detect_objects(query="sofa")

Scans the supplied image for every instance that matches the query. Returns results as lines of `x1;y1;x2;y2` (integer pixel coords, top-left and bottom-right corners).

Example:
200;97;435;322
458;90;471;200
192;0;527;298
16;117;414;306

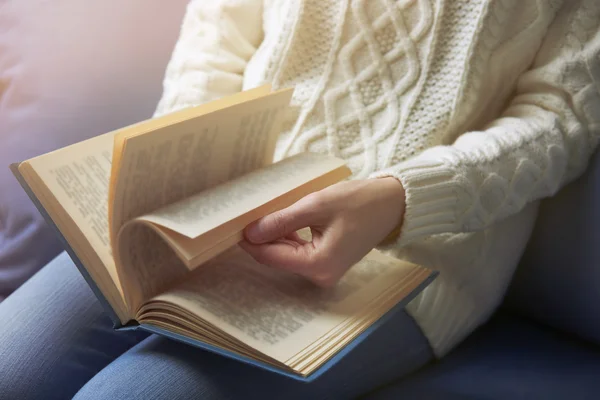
1;1;599;398
365;147;600;399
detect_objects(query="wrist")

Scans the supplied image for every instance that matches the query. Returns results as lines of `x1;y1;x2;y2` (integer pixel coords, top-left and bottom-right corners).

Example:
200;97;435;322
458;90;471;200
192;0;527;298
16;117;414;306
379;176;405;199
374;177;406;244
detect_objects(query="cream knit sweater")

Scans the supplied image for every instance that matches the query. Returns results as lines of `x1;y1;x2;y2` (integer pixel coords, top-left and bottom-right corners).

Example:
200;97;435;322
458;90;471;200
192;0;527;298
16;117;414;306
154;0;600;356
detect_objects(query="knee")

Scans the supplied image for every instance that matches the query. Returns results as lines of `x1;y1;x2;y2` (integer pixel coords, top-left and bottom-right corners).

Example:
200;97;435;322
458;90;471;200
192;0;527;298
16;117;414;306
73;338;223;400
0;253;105;400
0;321;60;400
0;203;63;298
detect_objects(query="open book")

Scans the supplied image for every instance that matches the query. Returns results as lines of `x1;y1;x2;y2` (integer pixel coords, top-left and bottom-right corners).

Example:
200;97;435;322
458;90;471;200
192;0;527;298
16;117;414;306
10;85;436;381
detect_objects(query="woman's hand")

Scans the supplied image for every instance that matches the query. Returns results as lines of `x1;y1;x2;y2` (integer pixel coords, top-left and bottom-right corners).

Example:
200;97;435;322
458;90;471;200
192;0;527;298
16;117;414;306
240;177;405;287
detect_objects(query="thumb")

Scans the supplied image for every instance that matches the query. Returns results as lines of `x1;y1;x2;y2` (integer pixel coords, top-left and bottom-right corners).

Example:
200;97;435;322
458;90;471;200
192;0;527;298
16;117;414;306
245;199;321;244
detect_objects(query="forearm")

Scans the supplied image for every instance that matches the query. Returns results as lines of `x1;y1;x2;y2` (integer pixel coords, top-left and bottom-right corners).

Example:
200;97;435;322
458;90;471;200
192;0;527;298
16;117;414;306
373;0;600;247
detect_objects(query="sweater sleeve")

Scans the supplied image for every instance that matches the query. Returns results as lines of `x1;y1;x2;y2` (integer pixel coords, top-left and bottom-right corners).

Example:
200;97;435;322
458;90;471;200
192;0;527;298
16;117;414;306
371;0;600;248
153;0;264;118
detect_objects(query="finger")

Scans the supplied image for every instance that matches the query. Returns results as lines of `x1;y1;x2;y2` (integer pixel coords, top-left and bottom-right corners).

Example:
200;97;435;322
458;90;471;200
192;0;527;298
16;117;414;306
285;231;309;245
244;196;325;244
239;240;317;274
240;240;344;288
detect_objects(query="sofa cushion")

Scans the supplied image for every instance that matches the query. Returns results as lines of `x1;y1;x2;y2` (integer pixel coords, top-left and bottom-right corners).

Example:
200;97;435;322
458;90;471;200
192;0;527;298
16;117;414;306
504;149;600;344
366;312;600;400
0;0;187;299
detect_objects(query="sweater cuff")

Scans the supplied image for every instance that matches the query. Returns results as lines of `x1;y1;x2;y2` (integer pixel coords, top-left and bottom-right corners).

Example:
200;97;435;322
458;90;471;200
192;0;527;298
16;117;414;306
370;155;468;247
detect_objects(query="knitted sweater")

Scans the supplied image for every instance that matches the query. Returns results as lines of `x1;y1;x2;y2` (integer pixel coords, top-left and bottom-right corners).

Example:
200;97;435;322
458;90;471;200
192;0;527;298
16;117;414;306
154;0;600;356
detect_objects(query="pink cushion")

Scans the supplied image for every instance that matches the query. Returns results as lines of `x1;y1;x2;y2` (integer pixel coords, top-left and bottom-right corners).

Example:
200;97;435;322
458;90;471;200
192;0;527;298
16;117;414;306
0;0;188;298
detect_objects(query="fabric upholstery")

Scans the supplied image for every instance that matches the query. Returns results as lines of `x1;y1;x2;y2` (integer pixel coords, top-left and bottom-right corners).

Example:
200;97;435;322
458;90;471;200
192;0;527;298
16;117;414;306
505;149;600;344
366;313;600;400
0;0;187;299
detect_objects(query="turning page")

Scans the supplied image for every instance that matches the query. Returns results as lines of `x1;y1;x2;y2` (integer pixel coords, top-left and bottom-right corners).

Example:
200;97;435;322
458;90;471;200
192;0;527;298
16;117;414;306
109;87;293;242
110;88;296;310
133;153;351;267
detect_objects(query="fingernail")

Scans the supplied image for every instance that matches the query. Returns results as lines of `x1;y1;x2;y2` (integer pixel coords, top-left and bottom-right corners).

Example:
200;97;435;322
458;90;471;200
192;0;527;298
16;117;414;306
245;222;262;243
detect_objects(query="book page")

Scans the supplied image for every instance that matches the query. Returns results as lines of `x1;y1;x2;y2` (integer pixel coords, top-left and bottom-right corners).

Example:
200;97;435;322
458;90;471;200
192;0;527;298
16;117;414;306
108;85;273;214
107;88;294;309
130;153;350;268
22;132;129;321
109;88;294;245
139;153;348;239
110;89;294;297
141;246;433;364
114;153;350;306
116;222;191;312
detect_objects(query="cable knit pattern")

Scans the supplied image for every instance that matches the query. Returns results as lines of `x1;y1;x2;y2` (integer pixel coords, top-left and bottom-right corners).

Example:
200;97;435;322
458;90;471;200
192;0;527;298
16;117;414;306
155;0;600;355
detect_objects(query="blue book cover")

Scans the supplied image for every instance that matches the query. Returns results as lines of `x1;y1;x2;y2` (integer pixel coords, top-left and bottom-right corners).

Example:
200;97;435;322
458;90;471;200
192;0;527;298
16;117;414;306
11;163;437;382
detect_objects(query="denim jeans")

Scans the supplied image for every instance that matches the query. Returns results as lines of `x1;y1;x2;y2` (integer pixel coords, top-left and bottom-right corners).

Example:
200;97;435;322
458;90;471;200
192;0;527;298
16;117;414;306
0;252;433;400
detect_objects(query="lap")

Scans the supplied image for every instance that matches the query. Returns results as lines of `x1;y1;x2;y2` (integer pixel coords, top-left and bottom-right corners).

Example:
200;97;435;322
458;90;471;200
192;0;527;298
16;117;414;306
0;252;148;400
74;309;432;399
0;252;433;400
